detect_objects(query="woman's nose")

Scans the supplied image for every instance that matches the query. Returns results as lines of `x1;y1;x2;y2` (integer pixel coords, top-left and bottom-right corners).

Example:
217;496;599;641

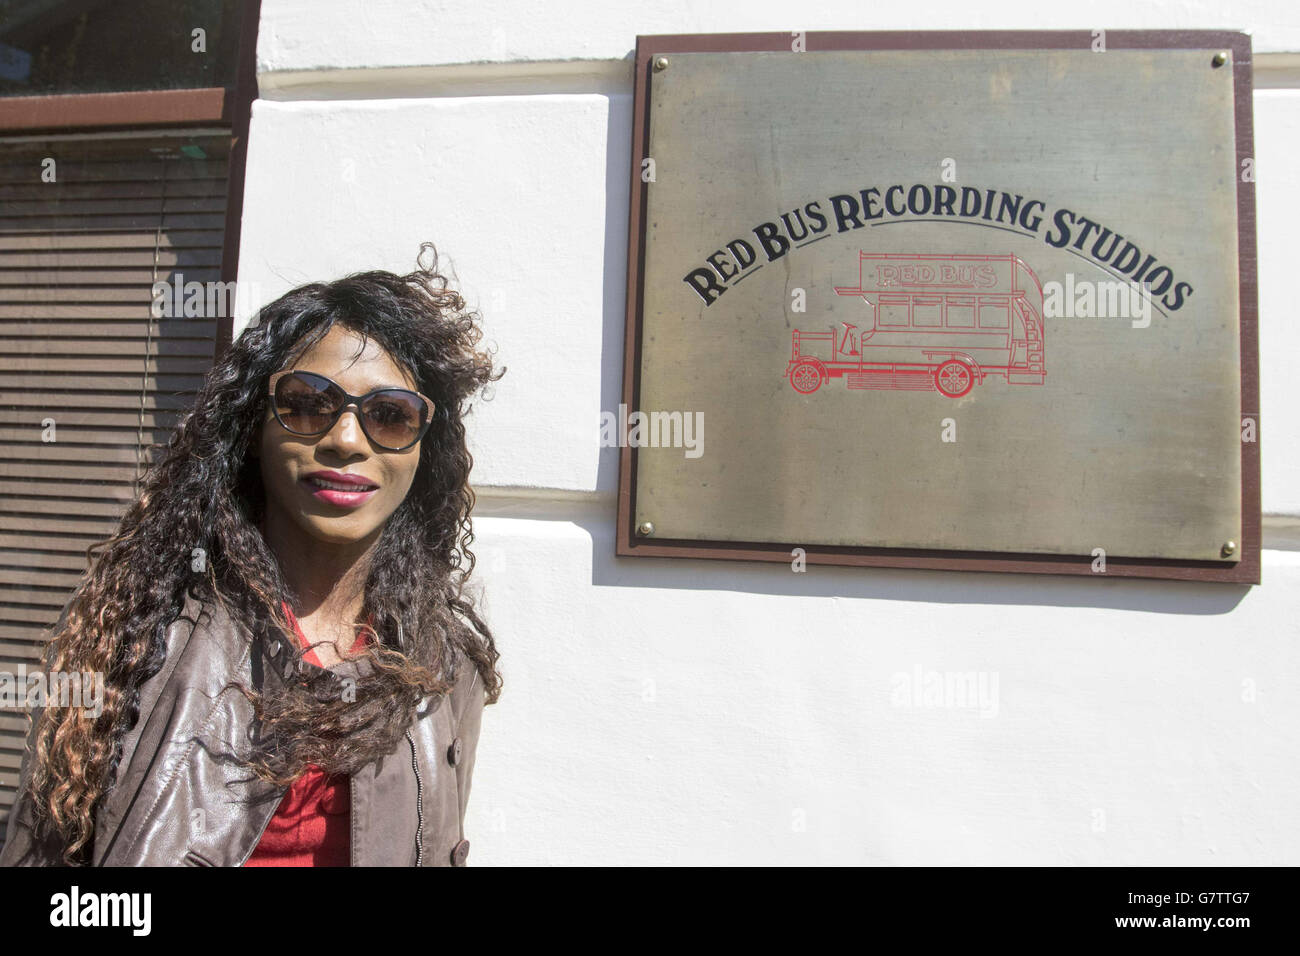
322;403;368;452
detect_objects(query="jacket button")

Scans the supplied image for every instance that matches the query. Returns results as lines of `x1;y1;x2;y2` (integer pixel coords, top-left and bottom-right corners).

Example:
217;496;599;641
447;737;463;766
450;838;470;866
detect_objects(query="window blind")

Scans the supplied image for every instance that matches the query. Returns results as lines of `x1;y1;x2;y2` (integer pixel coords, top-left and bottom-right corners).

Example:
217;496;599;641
0;130;231;822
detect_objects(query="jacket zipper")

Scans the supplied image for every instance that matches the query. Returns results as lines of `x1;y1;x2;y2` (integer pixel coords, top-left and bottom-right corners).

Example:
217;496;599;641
406;727;424;867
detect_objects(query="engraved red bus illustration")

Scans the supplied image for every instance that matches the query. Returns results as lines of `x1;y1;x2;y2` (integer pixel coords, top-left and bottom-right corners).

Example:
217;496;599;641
786;253;1046;397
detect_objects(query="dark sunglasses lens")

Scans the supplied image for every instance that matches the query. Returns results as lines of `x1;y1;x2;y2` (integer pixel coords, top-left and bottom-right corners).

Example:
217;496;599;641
275;372;343;435
361;391;427;449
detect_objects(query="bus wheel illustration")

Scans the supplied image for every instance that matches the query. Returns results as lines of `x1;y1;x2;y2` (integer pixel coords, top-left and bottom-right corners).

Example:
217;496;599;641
789;360;826;394
934;360;974;398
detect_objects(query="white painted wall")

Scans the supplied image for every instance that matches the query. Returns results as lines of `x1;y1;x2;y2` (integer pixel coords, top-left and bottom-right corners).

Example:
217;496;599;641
236;1;1300;864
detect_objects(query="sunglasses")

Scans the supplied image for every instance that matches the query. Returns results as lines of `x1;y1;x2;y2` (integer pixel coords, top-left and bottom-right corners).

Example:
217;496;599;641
267;370;435;452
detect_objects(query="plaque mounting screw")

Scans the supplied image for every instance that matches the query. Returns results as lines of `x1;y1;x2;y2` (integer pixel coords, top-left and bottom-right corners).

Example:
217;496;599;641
637;521;655;537
1211;51;1228;68
1221;540;1237;557
653;56;669;72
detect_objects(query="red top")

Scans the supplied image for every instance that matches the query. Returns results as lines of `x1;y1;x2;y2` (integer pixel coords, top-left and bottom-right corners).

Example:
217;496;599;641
243;603;372;867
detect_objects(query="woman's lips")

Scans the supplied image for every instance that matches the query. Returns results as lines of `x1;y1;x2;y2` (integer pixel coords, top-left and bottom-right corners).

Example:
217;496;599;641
301;474;379;508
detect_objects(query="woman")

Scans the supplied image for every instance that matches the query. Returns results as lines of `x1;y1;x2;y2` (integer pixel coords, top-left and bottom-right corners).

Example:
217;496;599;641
0;244;502;866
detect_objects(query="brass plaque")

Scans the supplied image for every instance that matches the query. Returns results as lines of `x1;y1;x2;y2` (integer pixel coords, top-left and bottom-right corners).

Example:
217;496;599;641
630;41;1248;566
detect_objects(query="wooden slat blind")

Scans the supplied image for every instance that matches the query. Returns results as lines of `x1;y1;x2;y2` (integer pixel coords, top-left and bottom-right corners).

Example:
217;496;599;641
0;130;231;820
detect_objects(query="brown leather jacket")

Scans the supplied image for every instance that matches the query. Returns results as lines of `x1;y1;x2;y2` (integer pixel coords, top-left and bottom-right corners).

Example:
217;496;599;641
0;587;486;867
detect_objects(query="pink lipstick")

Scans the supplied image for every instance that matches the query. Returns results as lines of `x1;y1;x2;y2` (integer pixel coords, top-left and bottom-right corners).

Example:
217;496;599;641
301;470;380;508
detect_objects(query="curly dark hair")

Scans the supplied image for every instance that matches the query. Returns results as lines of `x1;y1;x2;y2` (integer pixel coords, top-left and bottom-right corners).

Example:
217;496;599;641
23;242;504;864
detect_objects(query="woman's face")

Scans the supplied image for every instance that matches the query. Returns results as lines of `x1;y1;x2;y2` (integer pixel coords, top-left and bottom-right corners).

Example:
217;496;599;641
257;325;423;548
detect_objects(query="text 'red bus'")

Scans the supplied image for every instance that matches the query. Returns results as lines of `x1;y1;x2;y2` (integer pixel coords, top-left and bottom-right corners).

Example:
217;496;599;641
786;253;1046;397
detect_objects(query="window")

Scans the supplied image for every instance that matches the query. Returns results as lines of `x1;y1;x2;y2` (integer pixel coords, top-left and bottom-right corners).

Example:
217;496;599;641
0;0;242;99
913;296;942;327
0;130;235;821
0;0;256;826
946;295;975;327
878;294;909;327
978;297;1010;328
